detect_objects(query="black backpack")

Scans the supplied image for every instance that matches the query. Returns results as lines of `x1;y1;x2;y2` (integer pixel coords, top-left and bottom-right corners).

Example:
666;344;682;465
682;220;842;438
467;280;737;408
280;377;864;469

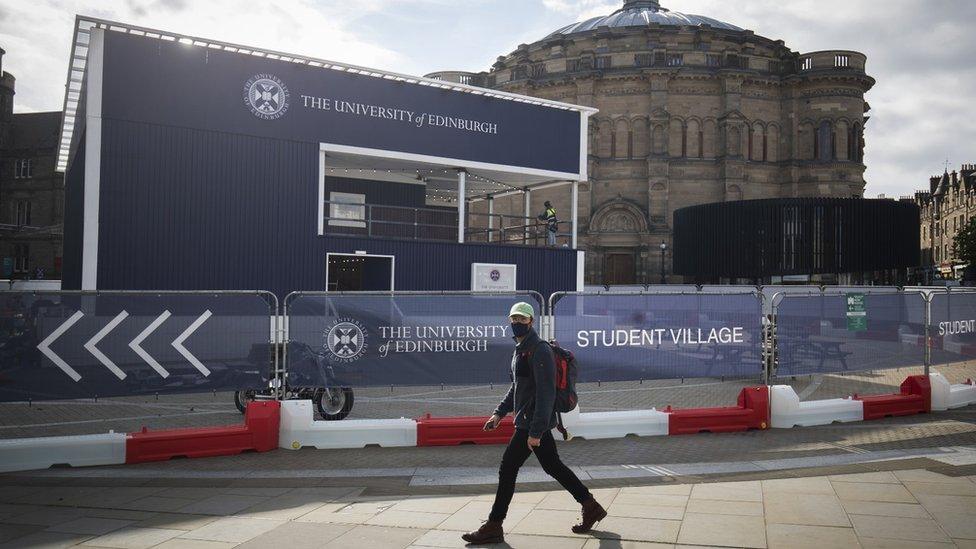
525;341;579;439
550;343;579;413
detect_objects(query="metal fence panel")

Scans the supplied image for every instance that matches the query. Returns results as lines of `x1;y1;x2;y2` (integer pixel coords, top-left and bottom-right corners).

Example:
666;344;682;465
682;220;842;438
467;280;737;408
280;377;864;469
772;292;926;378
550;292;764;382
930;290;976;383
282;292;544;388
0;291;276;403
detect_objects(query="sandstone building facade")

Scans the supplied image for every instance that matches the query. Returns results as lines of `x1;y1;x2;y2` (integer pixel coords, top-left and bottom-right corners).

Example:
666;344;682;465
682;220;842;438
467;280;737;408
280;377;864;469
0;46;64;279
430;0;875;284
916;165;976;280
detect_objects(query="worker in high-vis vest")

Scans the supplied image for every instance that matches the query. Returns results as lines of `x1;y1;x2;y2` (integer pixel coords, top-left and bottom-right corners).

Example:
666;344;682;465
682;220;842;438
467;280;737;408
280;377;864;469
538;201;558;246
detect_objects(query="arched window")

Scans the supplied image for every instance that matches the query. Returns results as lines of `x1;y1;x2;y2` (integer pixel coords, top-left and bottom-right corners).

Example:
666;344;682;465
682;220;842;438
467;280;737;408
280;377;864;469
610;132;617;159
762;129;768;162
628;130;634;159
746;124;755;160
687;120;700;159
817;121;833;162
849;122;863;162
681;124;688;157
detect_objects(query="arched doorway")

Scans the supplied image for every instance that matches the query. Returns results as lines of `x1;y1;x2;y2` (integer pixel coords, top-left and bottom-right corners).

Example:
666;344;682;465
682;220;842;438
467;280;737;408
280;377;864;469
588;198;651;285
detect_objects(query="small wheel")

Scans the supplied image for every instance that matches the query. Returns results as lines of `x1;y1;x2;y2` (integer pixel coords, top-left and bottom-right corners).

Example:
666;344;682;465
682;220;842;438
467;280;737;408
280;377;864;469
234;389;257;414
314;387;354;421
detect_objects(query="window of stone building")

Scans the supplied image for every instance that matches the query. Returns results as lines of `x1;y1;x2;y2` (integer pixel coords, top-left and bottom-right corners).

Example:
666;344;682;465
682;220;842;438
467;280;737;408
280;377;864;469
698;129;704;158
635;53;654;67
762;131;768;162
610;133;617;159
595;56;611;70
848;123;864;162
13;243;29;273
706;54;721;67
800;57;813;71
627;131;634;159
667;54;683;67
681;125;688;157
530;63;546;78
15;201;31;226
748;129;753;161
816;121;833;162
835;54;850;68
14;159;33;179
654;51;666;66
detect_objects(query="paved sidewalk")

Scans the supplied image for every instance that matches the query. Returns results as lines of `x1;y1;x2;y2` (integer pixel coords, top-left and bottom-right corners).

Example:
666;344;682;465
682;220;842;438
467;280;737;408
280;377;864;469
2;462;976;548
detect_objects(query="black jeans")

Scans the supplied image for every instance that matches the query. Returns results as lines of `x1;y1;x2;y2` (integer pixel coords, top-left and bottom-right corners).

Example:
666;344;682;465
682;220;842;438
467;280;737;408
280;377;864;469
489;429;592;522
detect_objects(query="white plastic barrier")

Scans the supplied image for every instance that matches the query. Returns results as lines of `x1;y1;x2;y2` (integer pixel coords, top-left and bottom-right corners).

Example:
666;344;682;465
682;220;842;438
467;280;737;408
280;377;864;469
930;373;976;411
556;407;669;440
769;385;863;428
0;432;126;473
279;400;417;450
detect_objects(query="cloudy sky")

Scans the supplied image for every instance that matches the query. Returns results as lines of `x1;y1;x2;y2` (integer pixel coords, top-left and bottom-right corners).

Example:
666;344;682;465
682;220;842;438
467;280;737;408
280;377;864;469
1;0;973;197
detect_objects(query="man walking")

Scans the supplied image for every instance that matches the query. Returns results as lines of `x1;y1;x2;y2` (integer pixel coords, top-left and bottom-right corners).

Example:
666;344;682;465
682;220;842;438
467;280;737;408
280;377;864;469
462;302;606;545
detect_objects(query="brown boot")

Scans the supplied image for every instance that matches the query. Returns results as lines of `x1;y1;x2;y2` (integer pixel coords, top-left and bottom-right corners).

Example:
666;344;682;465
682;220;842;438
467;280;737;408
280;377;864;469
572;498;607;534
461;520;504;545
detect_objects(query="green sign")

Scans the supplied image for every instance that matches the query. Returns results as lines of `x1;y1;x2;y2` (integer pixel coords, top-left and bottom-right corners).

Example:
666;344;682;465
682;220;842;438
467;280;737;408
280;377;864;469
846;293;867;332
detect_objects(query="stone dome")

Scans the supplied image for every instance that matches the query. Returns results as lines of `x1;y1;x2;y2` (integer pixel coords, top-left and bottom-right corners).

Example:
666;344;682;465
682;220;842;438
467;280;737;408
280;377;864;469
546;0;743;38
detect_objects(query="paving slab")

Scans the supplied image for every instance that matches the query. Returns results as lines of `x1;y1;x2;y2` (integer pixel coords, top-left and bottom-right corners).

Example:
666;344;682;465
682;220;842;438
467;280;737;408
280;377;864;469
80;526;184;549
849;514;952;544
178;517;285;543
676;512;766;548
765;523;859;549
764;492;850;527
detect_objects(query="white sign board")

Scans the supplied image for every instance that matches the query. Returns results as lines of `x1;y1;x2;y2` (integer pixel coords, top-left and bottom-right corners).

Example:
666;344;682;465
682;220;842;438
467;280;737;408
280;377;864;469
472;263;517;292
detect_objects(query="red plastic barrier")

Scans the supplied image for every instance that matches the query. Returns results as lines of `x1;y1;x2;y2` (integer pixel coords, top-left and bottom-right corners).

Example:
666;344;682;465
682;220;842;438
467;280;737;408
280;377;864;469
667;386;769;435
416;414;515;446
126;401;280;464
856;375;930;421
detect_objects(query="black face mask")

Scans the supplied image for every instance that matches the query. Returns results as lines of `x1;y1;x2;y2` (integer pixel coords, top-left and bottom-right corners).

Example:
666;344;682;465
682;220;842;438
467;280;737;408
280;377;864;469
511;322;531;337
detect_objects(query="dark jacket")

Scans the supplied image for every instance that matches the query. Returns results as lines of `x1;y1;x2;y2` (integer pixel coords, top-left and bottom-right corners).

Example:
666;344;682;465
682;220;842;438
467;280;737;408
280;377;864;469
493;327;557;437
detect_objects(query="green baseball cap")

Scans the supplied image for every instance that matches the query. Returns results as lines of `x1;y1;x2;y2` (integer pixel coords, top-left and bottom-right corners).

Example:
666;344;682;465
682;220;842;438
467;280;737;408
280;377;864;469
509;302;535;319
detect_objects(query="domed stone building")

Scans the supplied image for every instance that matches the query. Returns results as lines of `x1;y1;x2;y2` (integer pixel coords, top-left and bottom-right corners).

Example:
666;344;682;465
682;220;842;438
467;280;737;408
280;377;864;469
429;0;874;284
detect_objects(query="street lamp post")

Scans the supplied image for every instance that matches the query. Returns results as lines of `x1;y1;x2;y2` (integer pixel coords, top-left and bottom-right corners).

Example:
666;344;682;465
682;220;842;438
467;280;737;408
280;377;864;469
660;241;667;284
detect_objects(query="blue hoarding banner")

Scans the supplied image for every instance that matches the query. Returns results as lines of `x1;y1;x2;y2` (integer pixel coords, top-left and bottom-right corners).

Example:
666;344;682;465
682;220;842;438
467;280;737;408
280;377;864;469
551;293;764;382
0;292;273;402
930;291;976;367
284;293;544;388
99;30;583;176
773;292;926;377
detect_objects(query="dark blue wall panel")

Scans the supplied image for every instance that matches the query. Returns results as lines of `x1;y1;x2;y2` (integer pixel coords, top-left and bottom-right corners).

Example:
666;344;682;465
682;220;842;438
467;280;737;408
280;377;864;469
97;119;320;297
100;29;582;176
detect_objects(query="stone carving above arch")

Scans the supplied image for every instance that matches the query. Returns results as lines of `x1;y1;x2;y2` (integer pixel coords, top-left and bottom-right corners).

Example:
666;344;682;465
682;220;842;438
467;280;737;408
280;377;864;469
589;198;650;234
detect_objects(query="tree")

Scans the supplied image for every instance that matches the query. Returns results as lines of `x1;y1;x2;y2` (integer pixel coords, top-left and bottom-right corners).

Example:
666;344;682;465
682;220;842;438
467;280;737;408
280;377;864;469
953;217;976;266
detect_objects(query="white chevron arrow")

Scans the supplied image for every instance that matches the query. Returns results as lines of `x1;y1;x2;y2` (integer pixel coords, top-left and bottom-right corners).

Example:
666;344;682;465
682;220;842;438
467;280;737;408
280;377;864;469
84;311;129;380
37;310;85;382
129;311;171;379
172;310;212;377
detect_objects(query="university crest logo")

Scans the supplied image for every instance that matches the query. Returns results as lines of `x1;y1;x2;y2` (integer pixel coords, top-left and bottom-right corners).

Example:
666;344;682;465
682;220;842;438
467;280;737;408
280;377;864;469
323;318;368;363
243;74;290;120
